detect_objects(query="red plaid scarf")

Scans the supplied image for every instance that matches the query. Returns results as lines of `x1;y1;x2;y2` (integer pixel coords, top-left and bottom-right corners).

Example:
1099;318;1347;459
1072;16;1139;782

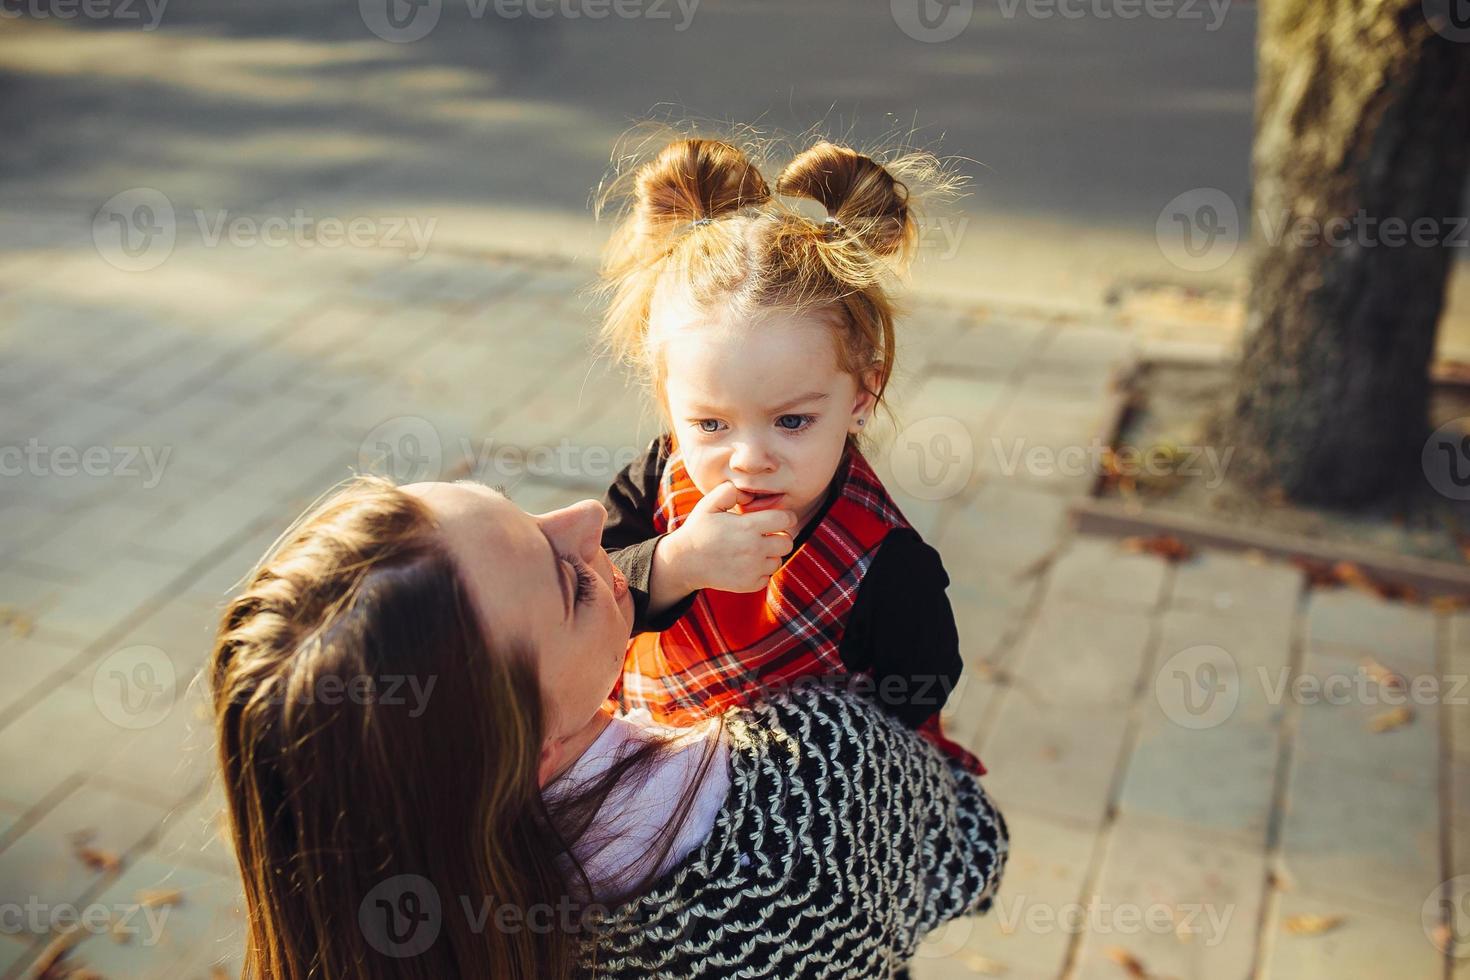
618;439;985;775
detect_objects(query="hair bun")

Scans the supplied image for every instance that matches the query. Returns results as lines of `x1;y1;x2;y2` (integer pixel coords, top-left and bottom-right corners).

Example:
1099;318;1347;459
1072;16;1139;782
633;138;771;233
775;141;912;257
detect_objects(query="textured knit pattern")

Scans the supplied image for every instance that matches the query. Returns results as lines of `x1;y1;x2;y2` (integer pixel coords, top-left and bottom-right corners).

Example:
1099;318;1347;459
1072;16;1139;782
579;684;1009;979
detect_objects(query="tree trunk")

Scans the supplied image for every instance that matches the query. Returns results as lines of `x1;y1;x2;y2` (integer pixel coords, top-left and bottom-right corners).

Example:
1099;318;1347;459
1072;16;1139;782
1228;0;1470;506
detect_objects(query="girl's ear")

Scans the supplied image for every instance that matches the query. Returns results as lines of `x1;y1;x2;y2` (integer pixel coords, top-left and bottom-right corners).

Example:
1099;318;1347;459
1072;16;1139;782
849;370;880;433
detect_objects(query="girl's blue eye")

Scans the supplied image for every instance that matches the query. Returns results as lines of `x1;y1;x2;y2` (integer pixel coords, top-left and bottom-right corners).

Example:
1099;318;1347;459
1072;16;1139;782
776;414;815;432
563;555;597;605
697;419;724;434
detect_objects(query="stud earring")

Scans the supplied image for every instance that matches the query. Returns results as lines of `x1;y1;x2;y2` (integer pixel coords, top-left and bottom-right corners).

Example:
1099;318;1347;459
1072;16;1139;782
856;418;866;427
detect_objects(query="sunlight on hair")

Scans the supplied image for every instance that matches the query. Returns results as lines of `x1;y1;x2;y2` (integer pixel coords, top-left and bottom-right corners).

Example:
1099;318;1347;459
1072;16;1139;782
591;125;968;435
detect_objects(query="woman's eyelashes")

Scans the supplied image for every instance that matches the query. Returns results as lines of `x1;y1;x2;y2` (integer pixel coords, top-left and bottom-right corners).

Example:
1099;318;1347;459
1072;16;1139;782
562;554;598;606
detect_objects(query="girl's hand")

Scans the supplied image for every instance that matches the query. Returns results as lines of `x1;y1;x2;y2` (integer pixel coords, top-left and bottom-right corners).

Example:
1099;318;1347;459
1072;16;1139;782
660;481;796;594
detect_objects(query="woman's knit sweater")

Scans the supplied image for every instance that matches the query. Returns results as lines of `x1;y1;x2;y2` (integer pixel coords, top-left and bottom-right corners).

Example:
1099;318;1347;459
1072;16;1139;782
578;681;1009;978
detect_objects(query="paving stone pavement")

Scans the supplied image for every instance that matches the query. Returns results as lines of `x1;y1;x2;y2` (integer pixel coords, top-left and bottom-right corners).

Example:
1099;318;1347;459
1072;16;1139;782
0;240;1459;978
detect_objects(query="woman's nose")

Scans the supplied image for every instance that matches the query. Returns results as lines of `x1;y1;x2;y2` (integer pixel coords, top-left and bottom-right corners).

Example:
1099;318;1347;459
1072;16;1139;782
540;499;607;559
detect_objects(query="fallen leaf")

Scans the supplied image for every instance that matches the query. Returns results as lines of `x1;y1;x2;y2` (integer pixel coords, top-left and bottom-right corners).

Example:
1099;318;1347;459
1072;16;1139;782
962;952;1007;975
137;887;185;908
32;931;83;979
1360;658;1405;691
1103;945;1148;977
1291;557;1340;588
1120;534;1193;562
1288;559;1421;603
1333;561;1373;592
1367;706;1414;733
0;605;35;638
74;845;120;873
1284;913;1343;935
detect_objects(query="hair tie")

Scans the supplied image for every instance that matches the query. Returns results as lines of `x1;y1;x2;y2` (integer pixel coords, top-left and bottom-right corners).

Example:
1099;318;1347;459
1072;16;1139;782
690;216;714;228
822;215;844;233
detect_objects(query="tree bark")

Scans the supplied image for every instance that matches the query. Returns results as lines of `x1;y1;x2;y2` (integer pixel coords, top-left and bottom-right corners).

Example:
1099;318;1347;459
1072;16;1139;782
1228;0;1470;506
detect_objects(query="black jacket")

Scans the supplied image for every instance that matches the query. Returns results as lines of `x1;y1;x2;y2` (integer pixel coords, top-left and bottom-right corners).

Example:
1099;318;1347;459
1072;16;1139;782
601;435;965;729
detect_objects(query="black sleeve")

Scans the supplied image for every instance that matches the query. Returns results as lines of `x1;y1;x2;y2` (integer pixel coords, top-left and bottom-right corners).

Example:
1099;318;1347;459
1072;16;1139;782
601;434;698;635
838;528;965;730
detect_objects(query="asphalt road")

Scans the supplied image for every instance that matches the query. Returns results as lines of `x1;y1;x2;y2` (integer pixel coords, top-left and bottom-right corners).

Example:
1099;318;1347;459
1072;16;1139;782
0;0;1261;304
4;0;1468;343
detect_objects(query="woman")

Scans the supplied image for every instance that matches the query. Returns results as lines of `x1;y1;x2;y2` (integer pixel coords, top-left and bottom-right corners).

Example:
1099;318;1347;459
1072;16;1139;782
209;476;1008;979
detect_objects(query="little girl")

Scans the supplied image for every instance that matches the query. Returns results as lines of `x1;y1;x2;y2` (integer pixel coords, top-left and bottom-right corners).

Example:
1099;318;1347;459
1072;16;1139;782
594;135;983;775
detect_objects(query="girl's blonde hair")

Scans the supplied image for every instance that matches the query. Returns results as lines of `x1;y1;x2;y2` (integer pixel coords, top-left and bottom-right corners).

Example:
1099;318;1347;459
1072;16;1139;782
593;129;963;424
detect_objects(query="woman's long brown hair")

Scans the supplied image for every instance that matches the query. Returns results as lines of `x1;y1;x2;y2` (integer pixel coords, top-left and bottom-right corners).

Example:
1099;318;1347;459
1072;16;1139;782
209;476;723;979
